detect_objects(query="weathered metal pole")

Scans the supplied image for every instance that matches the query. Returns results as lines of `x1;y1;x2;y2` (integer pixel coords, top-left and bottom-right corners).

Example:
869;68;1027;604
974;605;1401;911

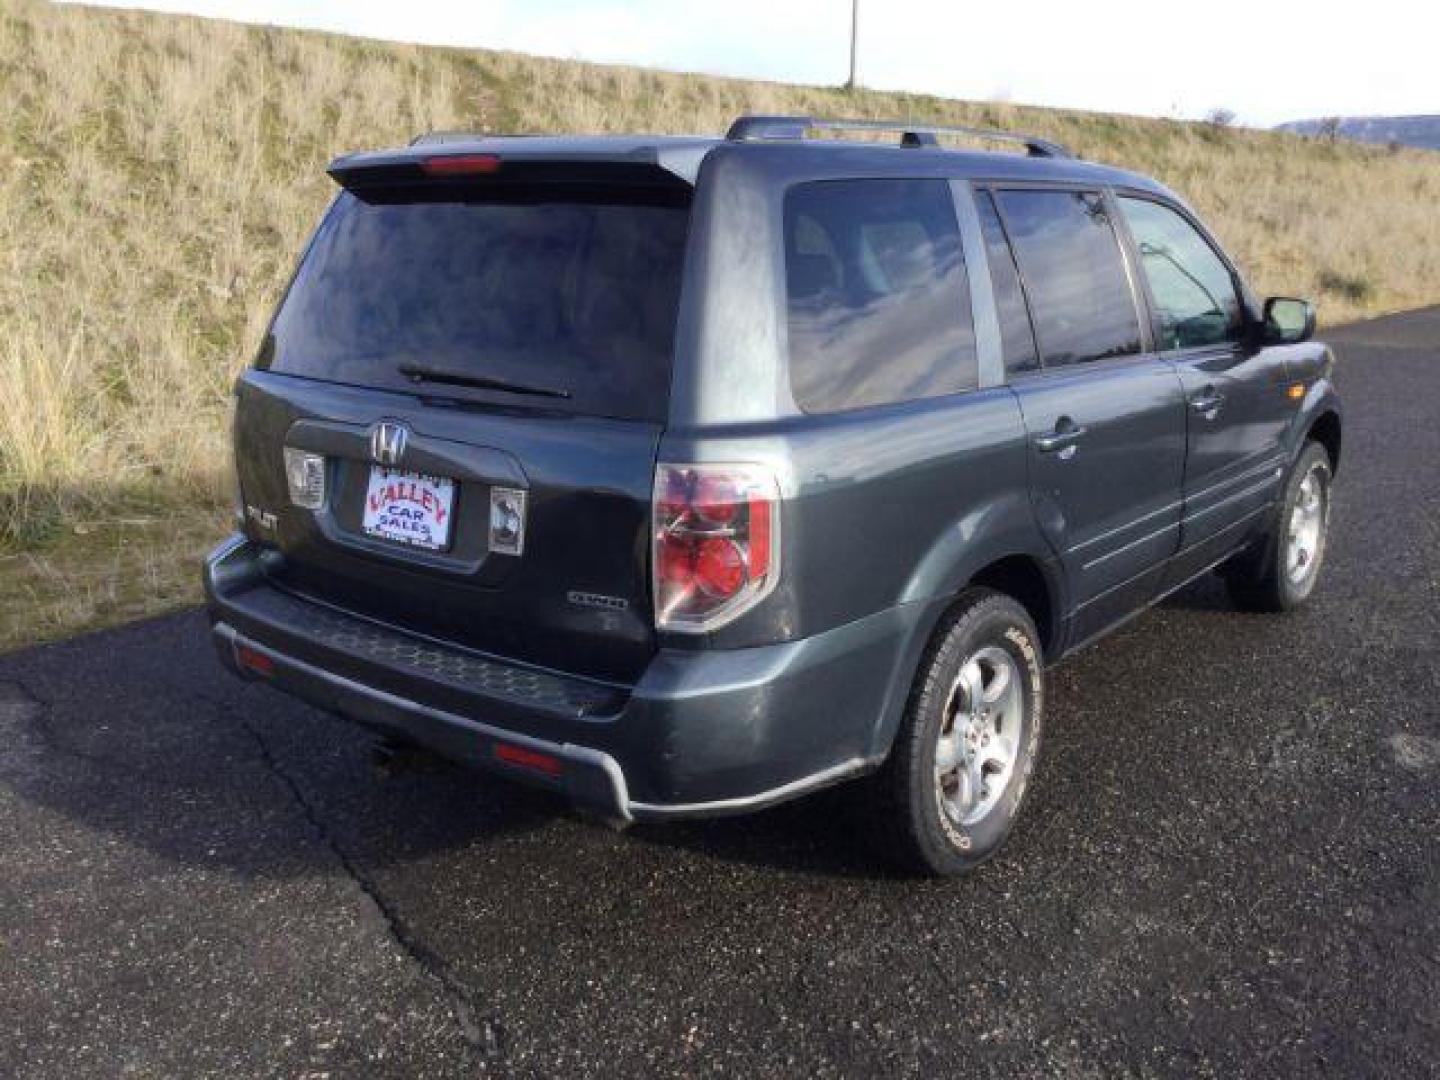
845;0;858;90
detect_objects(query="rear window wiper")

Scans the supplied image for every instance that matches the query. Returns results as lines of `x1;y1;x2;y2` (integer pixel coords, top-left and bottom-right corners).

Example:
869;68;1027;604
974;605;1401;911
397;363;571;400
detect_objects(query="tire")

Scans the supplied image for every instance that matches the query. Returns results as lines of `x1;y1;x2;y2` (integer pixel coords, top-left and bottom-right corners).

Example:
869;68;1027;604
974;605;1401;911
873;588;1044;876
1224;441;1333;612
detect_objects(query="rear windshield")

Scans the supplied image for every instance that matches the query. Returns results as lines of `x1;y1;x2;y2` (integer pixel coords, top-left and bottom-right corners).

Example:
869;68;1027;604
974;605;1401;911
259;185;691;422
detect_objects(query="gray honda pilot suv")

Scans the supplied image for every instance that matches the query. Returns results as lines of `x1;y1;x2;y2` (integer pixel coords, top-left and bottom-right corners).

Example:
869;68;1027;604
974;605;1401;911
205;115;1341;875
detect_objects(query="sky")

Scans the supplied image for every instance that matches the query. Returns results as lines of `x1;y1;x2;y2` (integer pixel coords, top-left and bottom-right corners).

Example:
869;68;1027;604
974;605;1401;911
75;0;1439;127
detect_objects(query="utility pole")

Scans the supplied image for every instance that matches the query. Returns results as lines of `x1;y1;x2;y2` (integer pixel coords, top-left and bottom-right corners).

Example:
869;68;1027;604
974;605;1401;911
845;0;859;90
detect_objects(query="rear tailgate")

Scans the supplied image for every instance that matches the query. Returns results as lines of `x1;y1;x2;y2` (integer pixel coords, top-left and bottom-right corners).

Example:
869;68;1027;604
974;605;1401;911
233;158;692;683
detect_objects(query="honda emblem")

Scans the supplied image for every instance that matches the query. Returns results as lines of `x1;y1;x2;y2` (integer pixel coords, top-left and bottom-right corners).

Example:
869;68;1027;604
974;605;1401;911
369;421;410;467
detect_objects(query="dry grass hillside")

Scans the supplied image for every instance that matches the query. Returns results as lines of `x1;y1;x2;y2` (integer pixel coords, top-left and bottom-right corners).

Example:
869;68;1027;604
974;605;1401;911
3;0;1439;649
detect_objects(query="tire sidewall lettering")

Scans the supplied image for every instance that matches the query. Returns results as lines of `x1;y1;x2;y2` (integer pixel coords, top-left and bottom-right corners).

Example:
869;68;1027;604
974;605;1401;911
933;613;1043;855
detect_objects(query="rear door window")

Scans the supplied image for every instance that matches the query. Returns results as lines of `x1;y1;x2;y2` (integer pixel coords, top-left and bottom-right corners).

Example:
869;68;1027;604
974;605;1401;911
993;189;1142;367
975;190;1040;376
1118;196;1243;350
784;178;977;413
261;186;690;422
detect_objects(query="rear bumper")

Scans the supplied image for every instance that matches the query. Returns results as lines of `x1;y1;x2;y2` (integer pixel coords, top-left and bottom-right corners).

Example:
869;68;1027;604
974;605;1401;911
204;536;914;822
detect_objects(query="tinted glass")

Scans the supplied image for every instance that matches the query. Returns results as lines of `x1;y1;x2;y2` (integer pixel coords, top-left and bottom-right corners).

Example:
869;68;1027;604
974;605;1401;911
262;187;690;422
976;190;1039;375
995;189;1142;367
784;179;977;413
1119;197;1242;350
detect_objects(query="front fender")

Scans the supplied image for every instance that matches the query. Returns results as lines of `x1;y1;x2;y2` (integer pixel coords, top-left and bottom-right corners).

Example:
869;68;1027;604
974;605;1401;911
1286;344;1342;470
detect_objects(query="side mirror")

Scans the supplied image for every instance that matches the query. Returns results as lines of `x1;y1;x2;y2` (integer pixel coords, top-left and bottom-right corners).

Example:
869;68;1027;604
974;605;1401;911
1262;297;1316;345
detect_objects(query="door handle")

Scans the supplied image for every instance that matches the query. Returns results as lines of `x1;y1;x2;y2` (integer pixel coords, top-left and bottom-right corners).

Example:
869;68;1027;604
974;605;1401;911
1035;423;1088;456
1189;390;1225;417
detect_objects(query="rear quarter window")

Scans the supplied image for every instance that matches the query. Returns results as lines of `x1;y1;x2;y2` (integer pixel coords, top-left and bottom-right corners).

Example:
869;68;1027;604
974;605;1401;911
784;178;978;413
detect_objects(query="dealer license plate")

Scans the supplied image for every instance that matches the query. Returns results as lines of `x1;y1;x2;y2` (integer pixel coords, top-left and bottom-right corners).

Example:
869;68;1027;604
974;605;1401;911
361;467;456;551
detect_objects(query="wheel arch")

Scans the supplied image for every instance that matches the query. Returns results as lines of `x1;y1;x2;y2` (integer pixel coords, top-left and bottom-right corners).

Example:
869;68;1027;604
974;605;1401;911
967;554;1061;661
867;547;1065;761
1307;408;1342;476
1290;364;1342;478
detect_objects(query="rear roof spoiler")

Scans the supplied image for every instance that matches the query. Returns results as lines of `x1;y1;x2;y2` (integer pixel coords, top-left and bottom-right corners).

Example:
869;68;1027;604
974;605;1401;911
329;136;711;189
725;114;1073;158
327;155;697;193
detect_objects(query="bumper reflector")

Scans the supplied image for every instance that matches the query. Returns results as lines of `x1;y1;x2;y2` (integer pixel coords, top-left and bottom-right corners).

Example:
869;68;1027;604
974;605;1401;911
494;742;564;778
235;644;274;677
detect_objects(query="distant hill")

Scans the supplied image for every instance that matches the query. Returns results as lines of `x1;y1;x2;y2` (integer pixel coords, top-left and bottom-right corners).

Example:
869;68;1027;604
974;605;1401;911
1276;115;1440;151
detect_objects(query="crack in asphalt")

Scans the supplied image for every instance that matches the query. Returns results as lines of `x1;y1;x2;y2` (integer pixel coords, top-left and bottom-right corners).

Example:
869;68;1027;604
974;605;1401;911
3;672;504;1067
217;697;505;1066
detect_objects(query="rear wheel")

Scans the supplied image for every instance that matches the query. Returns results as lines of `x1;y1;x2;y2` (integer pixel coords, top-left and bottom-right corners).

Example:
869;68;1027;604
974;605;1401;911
874;589;1044;876
1225;441;1333;612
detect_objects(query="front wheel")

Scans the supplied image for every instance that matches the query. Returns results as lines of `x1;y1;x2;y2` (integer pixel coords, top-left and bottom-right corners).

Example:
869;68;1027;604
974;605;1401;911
873;588;1044;876
1224;441;1333;612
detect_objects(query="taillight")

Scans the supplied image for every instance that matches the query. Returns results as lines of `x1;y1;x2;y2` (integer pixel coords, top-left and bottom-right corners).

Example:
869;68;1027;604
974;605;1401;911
652;464;781;632
282;447;326;510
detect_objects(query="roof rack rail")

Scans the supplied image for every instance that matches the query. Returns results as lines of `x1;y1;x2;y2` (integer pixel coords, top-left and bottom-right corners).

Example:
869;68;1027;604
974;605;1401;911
724;114;1073;159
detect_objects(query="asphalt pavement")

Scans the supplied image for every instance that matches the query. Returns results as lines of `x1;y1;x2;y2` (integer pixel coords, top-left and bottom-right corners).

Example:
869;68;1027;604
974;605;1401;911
2;309;1437;1078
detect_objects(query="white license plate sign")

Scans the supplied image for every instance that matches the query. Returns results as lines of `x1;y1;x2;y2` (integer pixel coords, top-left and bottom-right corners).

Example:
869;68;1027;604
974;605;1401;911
362;467;456;551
